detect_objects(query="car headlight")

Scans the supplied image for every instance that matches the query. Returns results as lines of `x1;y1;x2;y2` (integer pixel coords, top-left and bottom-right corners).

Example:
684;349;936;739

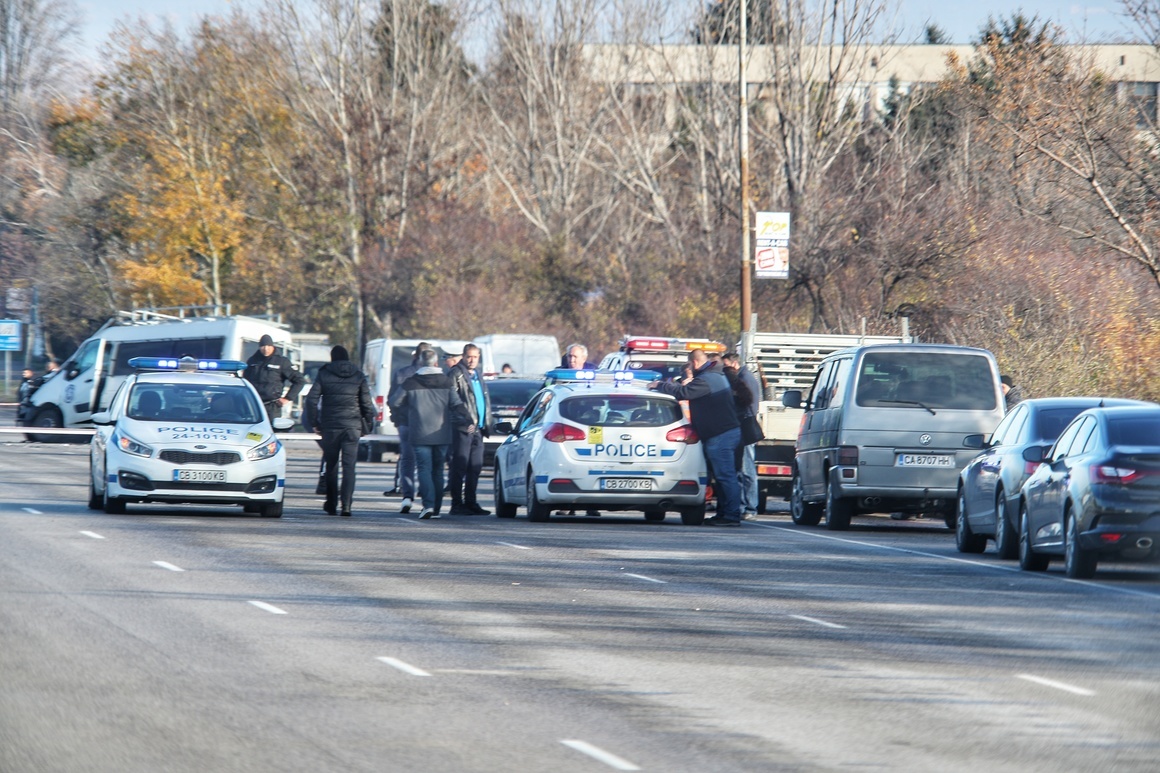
247;437;283;461
113;429;153;458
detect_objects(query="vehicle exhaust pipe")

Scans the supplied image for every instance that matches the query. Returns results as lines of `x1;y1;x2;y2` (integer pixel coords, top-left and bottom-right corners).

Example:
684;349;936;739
862;496;881;507
1136;537;1153;550
657;499;673;510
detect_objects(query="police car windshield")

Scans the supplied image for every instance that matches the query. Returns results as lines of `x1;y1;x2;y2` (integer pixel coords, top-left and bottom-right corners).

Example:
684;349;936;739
626;360;688;380
559;395;681;427
128;384;264;424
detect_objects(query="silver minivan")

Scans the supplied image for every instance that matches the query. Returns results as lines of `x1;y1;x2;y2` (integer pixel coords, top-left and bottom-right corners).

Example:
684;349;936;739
782;344;1005;530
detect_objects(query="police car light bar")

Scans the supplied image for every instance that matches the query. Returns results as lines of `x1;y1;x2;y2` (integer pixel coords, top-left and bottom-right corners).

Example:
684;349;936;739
622;336;727;354
545;368;661;383
128;356;248;373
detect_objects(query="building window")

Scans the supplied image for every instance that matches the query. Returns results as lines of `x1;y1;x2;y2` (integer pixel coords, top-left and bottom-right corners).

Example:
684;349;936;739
1131;82;1157;128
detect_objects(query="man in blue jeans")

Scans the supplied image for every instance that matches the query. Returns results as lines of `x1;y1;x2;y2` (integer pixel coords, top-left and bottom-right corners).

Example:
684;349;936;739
650;348;742;526
389;349;469;519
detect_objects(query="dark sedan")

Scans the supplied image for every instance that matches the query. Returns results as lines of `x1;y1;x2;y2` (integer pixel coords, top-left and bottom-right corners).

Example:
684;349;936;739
484;376;545;463
1017;404;1160;578
955;397;1148;558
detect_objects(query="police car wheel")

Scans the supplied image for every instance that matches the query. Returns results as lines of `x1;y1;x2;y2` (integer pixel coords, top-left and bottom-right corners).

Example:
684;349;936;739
103;488;127;515
643;510;666;522
259;501;283;518
87;476;103;511
494;465;517;518
526;472;551;522
679;505;706;525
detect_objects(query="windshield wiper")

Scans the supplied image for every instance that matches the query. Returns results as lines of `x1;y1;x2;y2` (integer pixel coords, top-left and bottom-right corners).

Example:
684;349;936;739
877;399;936;416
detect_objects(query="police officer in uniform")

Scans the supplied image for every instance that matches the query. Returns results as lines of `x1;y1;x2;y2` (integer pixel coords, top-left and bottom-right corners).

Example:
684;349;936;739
244;334;305;424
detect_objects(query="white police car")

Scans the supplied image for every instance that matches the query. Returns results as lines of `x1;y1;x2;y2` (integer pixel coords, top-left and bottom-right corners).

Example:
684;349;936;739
492;369;708;524
87;357;292;517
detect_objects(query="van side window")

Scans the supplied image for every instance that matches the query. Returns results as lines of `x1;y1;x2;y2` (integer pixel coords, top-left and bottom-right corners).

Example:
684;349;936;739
67;339;101;375
827;357;852;408
807;361;834;410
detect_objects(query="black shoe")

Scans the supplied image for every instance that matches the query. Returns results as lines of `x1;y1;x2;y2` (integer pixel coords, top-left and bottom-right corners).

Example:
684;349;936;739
467;503;491;515
323;502;337;516
340;511;352;517
449;503;470;515
703;516;740;527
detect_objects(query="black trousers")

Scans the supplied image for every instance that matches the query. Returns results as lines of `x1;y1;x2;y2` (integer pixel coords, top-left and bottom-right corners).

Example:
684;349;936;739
321;427;360;512
448;429;484;506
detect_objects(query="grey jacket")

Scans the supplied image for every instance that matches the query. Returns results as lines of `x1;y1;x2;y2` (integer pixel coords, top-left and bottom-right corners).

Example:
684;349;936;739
388;367;469;445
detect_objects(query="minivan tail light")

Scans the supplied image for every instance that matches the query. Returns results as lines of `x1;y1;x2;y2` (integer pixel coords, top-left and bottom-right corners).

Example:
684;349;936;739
666;426;700;444
543;422;587;443
837;446;859;466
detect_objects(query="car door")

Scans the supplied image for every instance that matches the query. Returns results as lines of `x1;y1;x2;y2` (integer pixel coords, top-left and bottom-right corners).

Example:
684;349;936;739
509;390;554;504
58;338;104;426
1042;416;1097;537
968;404;1025;528
1028;417;1091;548
797;359;836;499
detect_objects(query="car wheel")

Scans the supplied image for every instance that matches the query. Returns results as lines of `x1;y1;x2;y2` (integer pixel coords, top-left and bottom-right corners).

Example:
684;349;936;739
259;501;283;518
790;472;823;526
103;486;126;515
526;472;550;522
494;464;517;518
757;491;768;514
994;493;1018;560
1018;503;1049;572
88;474;103;511
643;510;666;522
28;405;64;443
824;476;852;531
369;442;384;464
1064;509;1097;579
679;504;706;525
955;489;986;553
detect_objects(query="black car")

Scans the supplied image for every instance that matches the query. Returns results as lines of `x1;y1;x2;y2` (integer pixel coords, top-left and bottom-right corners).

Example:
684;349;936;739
483;376;545;463
1017;404;1160;578
955;397;1148;558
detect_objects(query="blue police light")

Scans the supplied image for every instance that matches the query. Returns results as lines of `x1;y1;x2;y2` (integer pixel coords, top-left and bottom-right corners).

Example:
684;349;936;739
129;356;247;373
545;368;660;384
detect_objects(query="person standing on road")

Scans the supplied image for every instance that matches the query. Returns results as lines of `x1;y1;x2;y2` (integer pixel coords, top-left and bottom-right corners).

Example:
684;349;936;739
17;368;36;423
305;346;376;517
723;351;762;520
390;349;469;519
244;334;305;424
384;342;433;513
448;344;493;515
650;348;742;526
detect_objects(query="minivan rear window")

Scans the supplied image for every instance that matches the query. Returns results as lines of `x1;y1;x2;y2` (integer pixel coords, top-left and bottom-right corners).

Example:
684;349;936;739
559;395;682;427
855;352;997;410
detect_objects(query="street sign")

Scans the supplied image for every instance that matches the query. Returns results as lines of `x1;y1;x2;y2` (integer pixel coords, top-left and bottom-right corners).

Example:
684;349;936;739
0;319;22;351
754;212;790;279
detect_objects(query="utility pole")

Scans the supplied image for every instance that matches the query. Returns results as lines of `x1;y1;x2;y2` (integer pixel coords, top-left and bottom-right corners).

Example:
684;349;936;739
739;0;752;336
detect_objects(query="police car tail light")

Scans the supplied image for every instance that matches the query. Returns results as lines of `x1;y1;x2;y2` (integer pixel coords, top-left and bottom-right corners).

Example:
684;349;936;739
247;437;283;461
666;426;700;444
543;423;586;443
113;430;153;458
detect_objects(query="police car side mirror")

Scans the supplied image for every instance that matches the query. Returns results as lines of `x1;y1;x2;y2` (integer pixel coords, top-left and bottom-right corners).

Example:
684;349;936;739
494;421;515;435
781;390;803;409
272;418;295;431
91;412;113;426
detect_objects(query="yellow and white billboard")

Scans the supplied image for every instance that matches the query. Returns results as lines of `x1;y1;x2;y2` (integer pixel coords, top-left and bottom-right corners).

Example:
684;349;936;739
754;212;790;279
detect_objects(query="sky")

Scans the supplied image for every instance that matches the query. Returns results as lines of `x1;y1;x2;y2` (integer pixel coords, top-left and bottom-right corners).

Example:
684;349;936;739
75;0;1144;59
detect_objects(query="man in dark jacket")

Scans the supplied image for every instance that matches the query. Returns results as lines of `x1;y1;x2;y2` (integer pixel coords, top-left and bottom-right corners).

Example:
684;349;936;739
650;348;742;526
383;342;432;511
305;346;376;517
448;343;493;515
389;349;469;519
245;334;305;424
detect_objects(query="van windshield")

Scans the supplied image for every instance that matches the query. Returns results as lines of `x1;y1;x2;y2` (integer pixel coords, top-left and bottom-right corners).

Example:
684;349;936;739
855;352;997;410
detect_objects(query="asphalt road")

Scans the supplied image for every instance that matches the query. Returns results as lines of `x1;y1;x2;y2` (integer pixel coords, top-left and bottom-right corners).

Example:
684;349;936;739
2;435;1158;772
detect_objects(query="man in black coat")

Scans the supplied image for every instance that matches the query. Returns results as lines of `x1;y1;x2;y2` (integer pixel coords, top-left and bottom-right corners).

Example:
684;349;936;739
305;346;376;517
244;334;305;424
448;343;493;515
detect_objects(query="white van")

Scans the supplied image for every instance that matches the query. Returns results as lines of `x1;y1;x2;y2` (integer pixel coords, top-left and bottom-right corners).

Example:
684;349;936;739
362;337;469;461
474;333;560;376
23;311;294;435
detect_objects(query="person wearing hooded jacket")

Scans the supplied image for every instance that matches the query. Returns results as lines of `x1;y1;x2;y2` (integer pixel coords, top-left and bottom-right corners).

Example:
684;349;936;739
245;333;305;424
305;346;376;517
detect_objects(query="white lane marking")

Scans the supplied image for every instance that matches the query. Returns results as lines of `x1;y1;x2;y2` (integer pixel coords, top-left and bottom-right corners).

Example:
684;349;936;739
376;657;431;677
248;600;287;615
80;531;105;540
561;740;641;771
23;507;42;514
624;572;667;584
751;522;1160;601
789;614;848;629
153;561;185;572
1017;673;1095;696
497;541;533;550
